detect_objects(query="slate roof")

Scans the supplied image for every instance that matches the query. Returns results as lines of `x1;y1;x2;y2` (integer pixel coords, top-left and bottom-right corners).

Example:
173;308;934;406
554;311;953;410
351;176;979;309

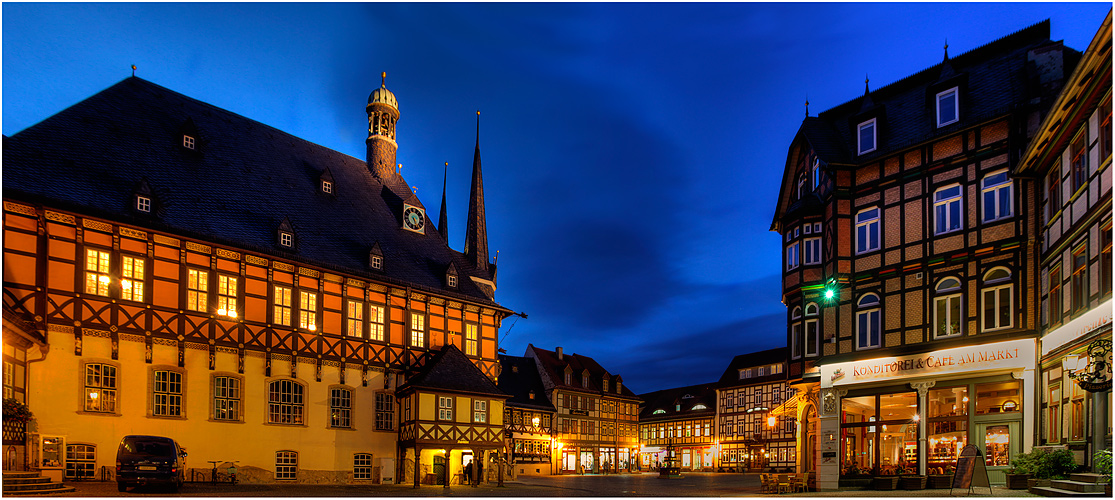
716;347;788;387
637;382;718;422
771;20;1080;230
2;77;505;309
497;354;556;412
526;345;641;400
397;344;508;397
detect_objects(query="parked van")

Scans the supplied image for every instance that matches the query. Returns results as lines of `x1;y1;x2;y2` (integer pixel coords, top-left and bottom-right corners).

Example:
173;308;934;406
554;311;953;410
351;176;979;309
116;435;186;492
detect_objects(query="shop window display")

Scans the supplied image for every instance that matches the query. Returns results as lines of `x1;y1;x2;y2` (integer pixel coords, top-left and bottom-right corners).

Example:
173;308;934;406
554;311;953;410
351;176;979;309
984;425;1011;467
927;386;968;474
840;392;918;476
975;381;1020;414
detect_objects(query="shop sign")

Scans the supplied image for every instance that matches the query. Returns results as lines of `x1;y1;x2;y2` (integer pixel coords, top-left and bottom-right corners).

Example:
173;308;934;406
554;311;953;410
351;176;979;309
1068;339;1112;393
820;338;1035;388
569;409;589;416
1041;299;1112;357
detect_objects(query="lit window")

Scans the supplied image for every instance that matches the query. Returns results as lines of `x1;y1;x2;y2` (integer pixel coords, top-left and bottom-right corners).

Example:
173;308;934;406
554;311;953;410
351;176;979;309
786;241;799;270
136;196;151;212
120;255;145;302
353;453;372;480
473;400;488;423
279;232;293;248
186;269;208;312
65;444;96;480
347;301;363;337
856;294;881;349
410;313;425;347
934;185;963;235
217;275;237;318
153;370;182;417
183;135;195;150
1048;264;1063;327
934;277;962;338
1071;242;1088;315
322;180;333;194
275;451;297;480
273;286;292;326
981;171;1013;222
465;323;478;356
855;208;880;254
438;396;453;420
1070;132;1087;193
857;119;876;155
804;236;822;265
213;375;241;421
804;302;819;357
936;87;959;127
375;393;395;431
981;267;1013;332
790;306;802;360
84;248;111;297
299;291;317;330
368;304;385;341
268;380;304;424
330;387;352;428
84;363;117;413
448;274;458;288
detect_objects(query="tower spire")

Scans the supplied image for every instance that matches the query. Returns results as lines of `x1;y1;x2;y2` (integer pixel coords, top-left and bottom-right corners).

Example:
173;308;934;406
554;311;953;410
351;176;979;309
464;110;489;273
438;162;449;241
366;71;400;180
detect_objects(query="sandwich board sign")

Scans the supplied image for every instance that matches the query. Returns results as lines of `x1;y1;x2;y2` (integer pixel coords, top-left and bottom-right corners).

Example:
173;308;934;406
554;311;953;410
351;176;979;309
951;444;991;496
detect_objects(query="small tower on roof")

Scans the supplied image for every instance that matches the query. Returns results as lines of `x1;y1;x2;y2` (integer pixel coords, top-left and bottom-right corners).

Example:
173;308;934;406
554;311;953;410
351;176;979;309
366;72;400;180
438;162;449;241
464;110;489;274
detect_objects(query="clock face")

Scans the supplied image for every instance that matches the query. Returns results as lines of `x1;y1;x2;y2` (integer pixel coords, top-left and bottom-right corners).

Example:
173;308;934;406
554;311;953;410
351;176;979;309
403;206;424;232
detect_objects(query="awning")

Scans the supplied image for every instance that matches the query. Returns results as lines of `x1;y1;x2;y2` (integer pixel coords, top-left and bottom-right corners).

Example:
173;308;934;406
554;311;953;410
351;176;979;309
770;393;799;417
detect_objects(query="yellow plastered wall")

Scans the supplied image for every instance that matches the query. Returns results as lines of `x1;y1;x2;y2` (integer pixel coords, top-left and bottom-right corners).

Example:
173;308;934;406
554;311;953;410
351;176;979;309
456;396;470;423
490;400;503;426
419;393;435;421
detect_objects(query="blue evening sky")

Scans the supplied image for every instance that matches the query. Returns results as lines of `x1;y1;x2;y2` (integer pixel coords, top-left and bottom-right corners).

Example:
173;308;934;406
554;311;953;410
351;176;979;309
3;3;1109;394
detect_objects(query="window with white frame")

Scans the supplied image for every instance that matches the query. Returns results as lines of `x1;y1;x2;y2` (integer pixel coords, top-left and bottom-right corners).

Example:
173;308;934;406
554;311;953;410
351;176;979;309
804;303;819;357
1044;167;1061;225
448;274;458;288
812;159;822;189
368;304;385;341
934;277;963;338
84;363;117;413
856;293;881;349
322;180;333;194
981;267;1013;332
217;275;237;317
268;380;304;425
186;268;208;312
213;375;241;421
1048;264;1063;327
410;313;425;347
183;135;195;150
347;300;363;337
936;87;959;127
857;119;876;155
375;392;395;431
438;396;453;420
1071;242;1088;315
84;248;111;297
981;170;1013;222
273;285;292;326
330;387;352;428
279;231;293;248
65;444;96;479
153;369;183;417
855;208;880;254
473;400;488;423
804;236;822;265
465;323;478;356
275;451;297;480
934;185;963;235
370;254;383;270
136;196;151;212
353;453;372;480
298;290;317;331
120;255;145;302
786;240;800;270
790;306;802;360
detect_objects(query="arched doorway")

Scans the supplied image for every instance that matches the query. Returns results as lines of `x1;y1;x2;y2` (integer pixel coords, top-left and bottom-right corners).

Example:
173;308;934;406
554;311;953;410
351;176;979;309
802;404;817;474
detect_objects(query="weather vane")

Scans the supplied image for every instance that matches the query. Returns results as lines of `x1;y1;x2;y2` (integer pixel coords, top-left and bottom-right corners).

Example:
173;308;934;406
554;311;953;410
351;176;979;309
131;65;137;77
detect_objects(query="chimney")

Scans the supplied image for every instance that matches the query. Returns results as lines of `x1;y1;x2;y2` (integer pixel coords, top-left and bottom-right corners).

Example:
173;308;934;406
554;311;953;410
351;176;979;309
556;347;563;360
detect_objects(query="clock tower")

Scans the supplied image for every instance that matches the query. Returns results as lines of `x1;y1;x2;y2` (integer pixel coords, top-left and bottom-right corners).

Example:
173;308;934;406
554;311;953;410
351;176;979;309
366;72;399;180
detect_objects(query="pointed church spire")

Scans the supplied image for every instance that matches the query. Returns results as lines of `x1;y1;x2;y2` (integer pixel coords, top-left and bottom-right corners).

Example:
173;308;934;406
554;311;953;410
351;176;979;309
438;162;449;241
864;74;870;95
464;110;489;273
943;39;949;61
805;96;810;118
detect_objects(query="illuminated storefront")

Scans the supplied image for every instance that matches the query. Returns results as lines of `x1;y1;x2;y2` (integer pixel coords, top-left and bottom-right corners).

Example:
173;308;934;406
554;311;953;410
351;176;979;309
818;338;1036;485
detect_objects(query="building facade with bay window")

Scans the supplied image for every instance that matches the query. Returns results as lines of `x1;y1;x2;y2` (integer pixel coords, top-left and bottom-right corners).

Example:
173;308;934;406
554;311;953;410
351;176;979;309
771;21;1080;489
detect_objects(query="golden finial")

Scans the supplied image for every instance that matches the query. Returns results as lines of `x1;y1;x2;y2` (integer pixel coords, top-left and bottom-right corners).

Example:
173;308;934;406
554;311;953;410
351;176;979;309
381;72;387;88
131;65;137;77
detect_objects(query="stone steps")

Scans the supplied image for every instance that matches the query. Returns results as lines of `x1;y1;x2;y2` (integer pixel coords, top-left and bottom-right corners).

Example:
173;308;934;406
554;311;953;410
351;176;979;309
1050;479;1105;493
2;472;76;495
1029;486;1108;497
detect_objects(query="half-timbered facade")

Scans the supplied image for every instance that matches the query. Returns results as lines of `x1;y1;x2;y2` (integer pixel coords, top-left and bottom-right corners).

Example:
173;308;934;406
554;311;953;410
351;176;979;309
2;76;513;483
1016;11;1112;469
771;22;1078;489
638;383;717;471
716;348;797;473
497;354;556;476
525;345;641;473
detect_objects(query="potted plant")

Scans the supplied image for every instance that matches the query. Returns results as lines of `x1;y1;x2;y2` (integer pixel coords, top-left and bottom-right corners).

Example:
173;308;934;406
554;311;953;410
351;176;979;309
2;398;33;422
897;464;926;490
927;465;954;489
874;466;899;490
1092;449;1111;496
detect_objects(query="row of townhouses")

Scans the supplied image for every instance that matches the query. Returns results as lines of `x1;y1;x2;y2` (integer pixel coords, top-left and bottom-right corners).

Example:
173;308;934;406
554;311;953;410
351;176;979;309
2;11;1110;492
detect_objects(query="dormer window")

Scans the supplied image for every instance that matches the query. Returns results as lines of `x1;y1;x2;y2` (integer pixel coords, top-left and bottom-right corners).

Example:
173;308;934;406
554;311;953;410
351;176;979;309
277;217;296;249
448;275;457;288
936;87;959;127
279;232;293;248
528;391;535;400
582;374;589;388
564;372;572;385
183;135;195;150
322;180;333;194
603;380;609;392
812;159;822;189
857;119;876;155
136;195;151;213
369;243;384;271
370;255;382;269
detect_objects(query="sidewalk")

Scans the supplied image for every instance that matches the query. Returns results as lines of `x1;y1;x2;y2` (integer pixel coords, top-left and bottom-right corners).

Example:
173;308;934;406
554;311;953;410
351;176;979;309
781;485;1037;497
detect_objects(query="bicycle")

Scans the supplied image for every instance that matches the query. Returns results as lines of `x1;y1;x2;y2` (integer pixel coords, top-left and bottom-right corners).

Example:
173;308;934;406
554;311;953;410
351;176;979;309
208;460;239;484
